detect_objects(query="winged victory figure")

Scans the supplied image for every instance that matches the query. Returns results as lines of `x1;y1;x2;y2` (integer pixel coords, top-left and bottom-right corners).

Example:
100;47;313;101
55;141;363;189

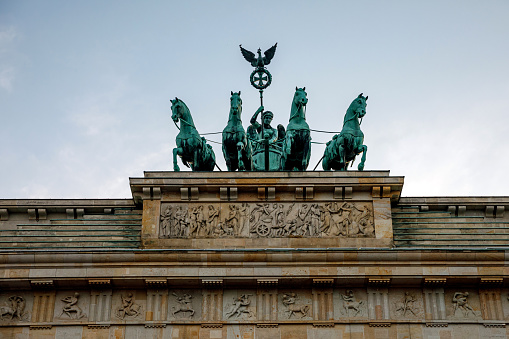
240;43;278;68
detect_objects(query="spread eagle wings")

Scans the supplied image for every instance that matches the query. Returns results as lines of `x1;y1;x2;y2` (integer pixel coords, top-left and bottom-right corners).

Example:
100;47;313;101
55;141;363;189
239;43;278;67
263;43;277;65
239;45;256;66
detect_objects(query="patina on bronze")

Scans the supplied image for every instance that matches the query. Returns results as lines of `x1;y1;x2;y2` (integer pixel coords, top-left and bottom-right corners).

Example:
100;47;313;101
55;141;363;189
240;43;287;171
171;98;216;172
322;93;368;171
222;91;252;171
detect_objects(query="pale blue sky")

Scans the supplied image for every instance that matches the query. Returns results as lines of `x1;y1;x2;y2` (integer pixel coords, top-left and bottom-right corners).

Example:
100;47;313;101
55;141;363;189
1;1;508;198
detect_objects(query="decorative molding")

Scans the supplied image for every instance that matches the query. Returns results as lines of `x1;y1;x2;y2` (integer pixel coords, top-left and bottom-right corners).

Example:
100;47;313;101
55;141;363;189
483;322;506;328
256;323;278;328
145;278;167;288
313;322;334;328
368;278;391;287
30;280;54;289
257;279;278;287
144;323;166;328
28;208;47;220
201;323;223;328
202;279;223;288
312;279;334;287
480;277;503;286
426;322;448;327
369;322;391;327
29;325;52;330
423;278;447;286
496;206;505;218
88;324;111;328
88;279;111;287
0;208;9;220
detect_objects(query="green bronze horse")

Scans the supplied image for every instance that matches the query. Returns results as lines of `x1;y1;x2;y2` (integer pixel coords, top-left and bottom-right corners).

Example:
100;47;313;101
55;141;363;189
222;91;252;171
322;93;368;171
284;87;310;171
171;98;216;171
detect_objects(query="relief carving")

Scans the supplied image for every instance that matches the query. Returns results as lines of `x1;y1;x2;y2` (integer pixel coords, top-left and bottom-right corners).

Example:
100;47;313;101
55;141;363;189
160;202;375;239
59;292;85;319
395;292;418;316
225;294;254;319
171;293;195;318
282;293;310;319
0;296;27;321
340;290;365;317
453;292;476;317
116;293;142;319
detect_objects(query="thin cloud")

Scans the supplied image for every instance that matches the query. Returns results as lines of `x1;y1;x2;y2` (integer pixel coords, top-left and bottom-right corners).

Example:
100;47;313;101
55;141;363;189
0;66;14;91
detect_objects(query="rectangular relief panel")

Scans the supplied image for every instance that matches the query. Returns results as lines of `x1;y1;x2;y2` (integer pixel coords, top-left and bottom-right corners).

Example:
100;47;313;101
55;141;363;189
159;202;375;239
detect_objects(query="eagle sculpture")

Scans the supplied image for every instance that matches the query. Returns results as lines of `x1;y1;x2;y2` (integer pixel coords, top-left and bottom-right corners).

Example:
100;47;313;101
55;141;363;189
239;43;278;68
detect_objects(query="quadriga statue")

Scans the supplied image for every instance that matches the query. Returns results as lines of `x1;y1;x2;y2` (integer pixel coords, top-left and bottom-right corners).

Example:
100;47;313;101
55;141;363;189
284;87;310;171
171;98;216;171
222;91;252;171
322;93;368;171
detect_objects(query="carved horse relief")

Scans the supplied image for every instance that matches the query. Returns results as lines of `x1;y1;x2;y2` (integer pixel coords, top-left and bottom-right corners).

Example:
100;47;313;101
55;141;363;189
284;87;311;171
322;93;368;171
222;91;252;171
171;98;216;171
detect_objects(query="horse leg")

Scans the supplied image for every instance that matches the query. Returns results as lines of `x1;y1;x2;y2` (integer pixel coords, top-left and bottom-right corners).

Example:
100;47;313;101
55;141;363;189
173;148;181;172
224;149;232;171
302;135;311;170
357;145;367;171
237;142;245;171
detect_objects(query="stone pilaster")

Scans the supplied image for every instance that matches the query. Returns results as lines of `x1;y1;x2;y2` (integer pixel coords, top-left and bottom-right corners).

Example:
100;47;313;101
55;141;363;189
423;287;446;321
145;289;168;321
89;289;112;323
312;288;334;321
32;291;55;323
367;288;389;320
202;289;223;322
257;288;277;321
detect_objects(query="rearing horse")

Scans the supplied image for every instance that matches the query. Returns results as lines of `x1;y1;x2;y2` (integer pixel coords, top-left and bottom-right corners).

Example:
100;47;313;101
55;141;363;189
322;93;368;171
222;91;252;171
171;98;216;171
284;87;311;171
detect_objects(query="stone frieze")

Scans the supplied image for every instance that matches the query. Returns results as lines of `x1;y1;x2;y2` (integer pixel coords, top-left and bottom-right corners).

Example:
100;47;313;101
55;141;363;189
159;202;375;239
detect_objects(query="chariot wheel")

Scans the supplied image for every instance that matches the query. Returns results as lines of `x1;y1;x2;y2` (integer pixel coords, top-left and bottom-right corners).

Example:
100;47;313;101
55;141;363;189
250;68;272;90
256;223;271;237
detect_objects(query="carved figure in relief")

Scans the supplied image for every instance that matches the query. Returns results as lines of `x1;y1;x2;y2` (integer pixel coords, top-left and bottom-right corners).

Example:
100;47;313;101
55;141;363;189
350;204;374;236
174;206;189;237
282;293;310;319
328;202;351;236
395;292;417;316
60;292;85;319
225;294;254;319
116;293;142;319
309;204;321;236
0;296;26;321
160;206;173;237
341;290;364;317
453;292;475;317
237;203;249;235
250;203;275;237
224;205;239;235
172;293;195;318
206;205;220;236
189;206;206;236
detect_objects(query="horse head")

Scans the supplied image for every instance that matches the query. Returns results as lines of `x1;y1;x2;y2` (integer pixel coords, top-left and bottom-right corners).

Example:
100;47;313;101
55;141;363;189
171;97;183;123
293;87;308;108
347;93;368;119
229;91;242;120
